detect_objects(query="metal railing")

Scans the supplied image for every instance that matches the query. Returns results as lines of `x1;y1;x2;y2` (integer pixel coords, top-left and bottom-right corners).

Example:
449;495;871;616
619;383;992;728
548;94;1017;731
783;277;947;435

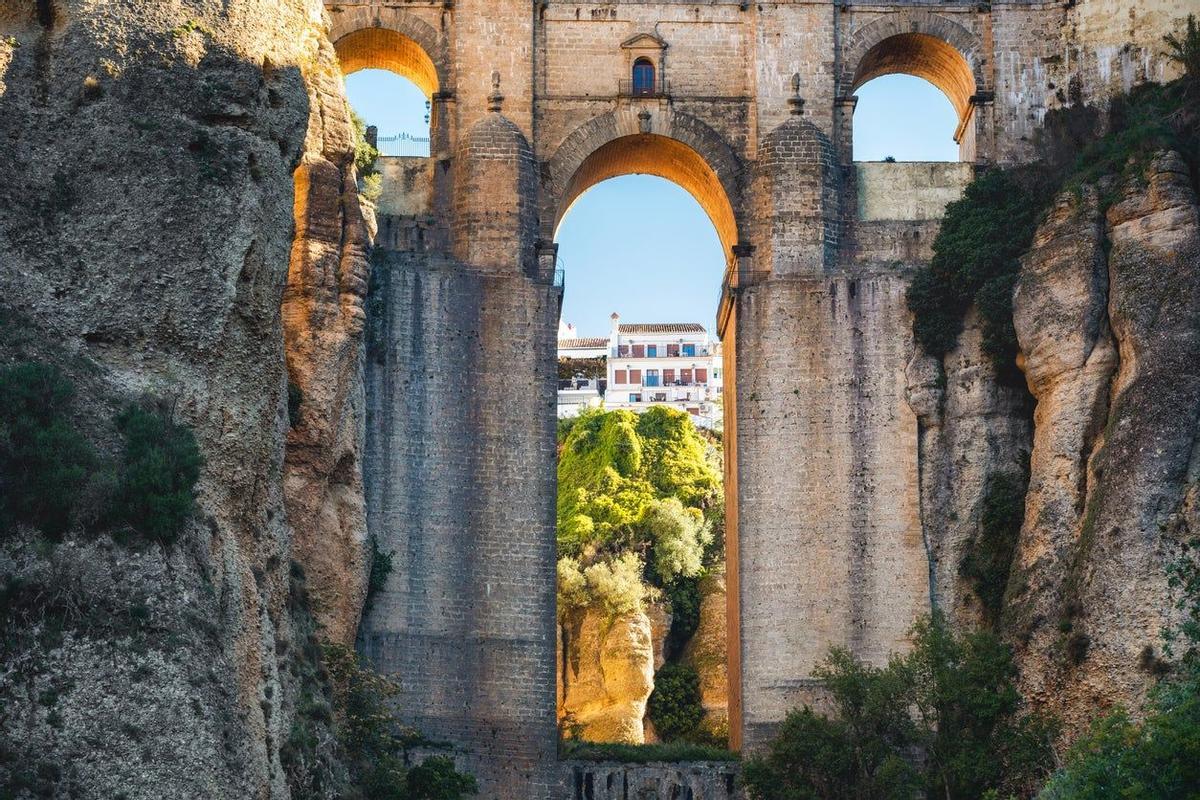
375;132;431;158
553;268;565;289
618;78;671;98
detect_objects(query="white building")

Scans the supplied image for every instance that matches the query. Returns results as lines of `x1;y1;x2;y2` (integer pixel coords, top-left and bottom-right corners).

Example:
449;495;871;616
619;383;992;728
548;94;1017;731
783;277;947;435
557;329;607;419
557;313;723;429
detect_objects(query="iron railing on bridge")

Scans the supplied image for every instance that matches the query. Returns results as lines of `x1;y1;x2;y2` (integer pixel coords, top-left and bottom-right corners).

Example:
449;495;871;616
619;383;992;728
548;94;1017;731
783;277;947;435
375;132;431;158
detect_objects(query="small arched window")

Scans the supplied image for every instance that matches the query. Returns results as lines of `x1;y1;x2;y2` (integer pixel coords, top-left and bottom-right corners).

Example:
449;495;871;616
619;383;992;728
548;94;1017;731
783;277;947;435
632;58;656;96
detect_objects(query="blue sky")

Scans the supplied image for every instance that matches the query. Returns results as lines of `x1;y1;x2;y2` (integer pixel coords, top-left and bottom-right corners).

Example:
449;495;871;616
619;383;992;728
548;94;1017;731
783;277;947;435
345;71;958;338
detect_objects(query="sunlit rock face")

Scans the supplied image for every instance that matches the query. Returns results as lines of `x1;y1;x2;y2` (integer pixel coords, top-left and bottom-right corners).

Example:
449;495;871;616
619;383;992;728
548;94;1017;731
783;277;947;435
560;605;656;744
683;568;730;738
0;1;368;796
1008;152;1200;736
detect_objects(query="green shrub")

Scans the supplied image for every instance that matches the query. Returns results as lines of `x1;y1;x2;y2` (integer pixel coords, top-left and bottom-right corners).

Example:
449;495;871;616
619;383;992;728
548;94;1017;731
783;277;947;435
647;663;705;743
365;536;394;611
743;615;1057;800
644;497;710;584
559;739;737;763
0;362;96;538
405;756;478;800
108;404;202;545
906;169;1044;379
663;575;701;659
960;471;1029;624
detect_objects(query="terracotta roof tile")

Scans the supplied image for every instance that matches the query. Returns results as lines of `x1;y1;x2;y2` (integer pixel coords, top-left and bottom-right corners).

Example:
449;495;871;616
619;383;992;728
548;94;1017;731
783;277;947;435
558;337;609;349
618;323;705;334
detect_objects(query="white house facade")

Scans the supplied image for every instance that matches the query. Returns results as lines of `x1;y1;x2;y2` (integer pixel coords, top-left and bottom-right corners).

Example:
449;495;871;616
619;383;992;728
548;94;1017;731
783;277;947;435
557;313;723;429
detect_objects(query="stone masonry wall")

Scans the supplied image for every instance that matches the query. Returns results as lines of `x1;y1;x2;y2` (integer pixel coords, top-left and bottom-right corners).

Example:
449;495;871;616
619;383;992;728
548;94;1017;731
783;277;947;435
733;273;928;747
362;252;561;799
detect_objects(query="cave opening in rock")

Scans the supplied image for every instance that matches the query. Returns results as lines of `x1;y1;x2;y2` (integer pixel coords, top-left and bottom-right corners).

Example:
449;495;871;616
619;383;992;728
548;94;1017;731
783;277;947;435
551;134;736;753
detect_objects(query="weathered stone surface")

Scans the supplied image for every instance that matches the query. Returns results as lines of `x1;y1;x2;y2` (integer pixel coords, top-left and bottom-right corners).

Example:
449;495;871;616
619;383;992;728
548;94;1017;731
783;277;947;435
1009;153;1200;734
906;309;1034;626
1006;185;1117;721
683;568;730;738
560;605;656;744
0;1;366;797
282;19;371;647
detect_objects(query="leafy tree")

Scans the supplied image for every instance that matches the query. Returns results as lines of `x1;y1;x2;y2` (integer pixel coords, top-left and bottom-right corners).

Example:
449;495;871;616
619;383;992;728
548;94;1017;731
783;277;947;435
647;663;705;742
743;616;1056;800
644;497;711;584
557;407;719;564
107;404;202;545
0;362;95;538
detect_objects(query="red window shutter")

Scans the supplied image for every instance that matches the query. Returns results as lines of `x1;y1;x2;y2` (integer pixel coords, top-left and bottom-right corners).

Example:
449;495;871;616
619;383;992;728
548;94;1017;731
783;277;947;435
663;369;675;383
695;368;707;383
667;344;679;357
619;345;630;356
615;370;627;384
630;369;642;384
680;369;692;384
632;344;645;358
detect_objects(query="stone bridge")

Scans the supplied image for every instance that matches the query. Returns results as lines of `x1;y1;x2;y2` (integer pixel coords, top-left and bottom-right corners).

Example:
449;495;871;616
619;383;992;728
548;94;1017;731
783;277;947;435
325;1;1182;796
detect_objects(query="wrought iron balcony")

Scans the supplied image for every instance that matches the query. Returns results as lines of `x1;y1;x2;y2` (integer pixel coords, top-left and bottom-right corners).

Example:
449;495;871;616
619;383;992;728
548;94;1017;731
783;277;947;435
618;78;671;98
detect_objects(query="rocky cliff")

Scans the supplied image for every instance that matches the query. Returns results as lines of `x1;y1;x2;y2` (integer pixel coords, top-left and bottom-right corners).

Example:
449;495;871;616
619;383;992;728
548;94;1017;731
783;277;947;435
915;150;1200;736
0;1;368;796
559;605;657;744
1007;152;1200;733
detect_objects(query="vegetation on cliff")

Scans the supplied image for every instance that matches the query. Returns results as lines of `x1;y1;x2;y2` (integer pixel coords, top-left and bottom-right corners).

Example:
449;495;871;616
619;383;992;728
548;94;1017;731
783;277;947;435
1038;539;1200;799
742;616;1058;800
556;406;721;618
907;17;1199;379
284;566;477;800
0;361;201;545
557;406;725;746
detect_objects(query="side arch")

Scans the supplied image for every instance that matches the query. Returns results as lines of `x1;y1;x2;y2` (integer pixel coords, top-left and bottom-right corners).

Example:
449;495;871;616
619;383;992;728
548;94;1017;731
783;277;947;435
841;13;985;131
542;110;744;259
328;7;449;96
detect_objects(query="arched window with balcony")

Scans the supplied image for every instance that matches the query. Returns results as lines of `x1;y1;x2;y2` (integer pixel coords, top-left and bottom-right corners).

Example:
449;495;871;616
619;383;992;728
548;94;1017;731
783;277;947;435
632;58;656;96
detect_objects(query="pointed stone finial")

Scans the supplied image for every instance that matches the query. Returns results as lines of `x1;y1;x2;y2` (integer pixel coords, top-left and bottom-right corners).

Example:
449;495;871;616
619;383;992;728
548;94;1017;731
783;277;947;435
788;73;805;115
488;70;504;112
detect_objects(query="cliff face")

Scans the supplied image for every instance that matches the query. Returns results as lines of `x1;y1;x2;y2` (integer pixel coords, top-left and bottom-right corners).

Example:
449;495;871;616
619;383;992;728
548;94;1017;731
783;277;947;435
0;1;367;796
1006;153;1200;732
559;605;656;744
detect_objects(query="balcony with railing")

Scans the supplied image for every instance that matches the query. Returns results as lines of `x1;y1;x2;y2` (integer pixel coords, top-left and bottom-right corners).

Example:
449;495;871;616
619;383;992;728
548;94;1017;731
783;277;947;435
618;77;671;99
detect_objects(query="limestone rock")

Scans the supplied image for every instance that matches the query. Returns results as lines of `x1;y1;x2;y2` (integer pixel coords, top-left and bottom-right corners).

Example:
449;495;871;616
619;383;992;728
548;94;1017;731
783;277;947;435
0;1;367;796
683;568;730;739
907;309;1033;625
560;605;655;744
1009;152;1200;735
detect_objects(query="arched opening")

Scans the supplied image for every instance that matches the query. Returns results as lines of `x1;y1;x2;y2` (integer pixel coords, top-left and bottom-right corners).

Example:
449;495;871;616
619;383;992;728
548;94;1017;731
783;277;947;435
334;28;440;210
555;134;738;264
849;33;977;162
632;57;657;96
853;75;958;162
551;135;736;754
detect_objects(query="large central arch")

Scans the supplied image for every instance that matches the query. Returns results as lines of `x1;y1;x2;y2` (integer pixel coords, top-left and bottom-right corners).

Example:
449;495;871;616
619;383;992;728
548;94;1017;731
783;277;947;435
545;114;746;747
544;111;744;262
